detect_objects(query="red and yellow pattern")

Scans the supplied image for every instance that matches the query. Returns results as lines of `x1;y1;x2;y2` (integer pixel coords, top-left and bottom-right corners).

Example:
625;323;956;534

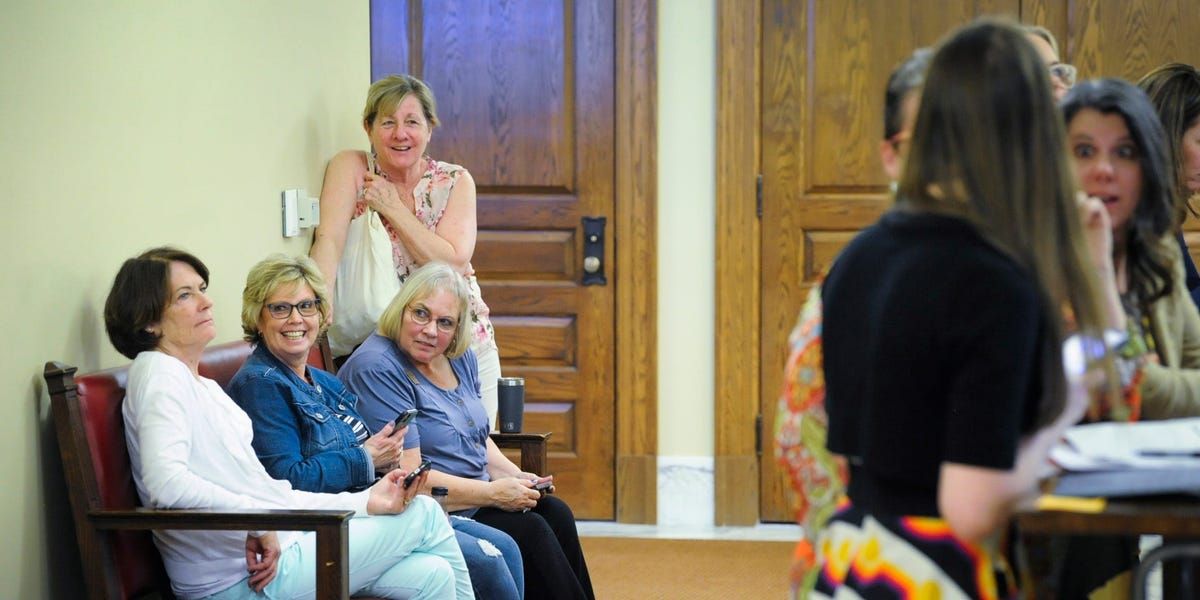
813;504;1015;600
774;284;849;595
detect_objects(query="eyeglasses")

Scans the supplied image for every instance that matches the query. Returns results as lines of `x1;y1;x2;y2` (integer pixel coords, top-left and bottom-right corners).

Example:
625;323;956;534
407;306;458;332
265;299;321;319
887;130;911;150
1049;63;1077;87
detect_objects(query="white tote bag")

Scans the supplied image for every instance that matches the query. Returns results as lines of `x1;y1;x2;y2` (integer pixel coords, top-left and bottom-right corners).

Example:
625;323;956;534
328;208;400;356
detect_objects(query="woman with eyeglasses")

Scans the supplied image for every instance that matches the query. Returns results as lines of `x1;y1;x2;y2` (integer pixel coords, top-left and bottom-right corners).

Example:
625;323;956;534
227;254;525;600
339;261;594;600
1023;25;1076;100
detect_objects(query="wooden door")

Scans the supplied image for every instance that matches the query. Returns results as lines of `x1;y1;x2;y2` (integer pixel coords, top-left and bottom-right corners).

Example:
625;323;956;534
756;0;1018;522
371;0;616;519
748;0;1200;524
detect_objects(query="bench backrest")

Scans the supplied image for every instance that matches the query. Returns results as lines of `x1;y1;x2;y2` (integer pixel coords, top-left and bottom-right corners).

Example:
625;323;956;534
46;339;331;599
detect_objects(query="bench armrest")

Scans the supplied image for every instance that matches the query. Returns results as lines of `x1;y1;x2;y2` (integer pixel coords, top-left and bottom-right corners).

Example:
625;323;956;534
490;432;552;475
90;508;352;599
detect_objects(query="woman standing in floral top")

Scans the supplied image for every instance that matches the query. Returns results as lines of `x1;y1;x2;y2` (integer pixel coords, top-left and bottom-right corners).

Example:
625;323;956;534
311;74;503;424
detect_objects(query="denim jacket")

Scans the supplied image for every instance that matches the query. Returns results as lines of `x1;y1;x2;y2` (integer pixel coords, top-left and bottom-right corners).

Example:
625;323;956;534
227;343;374;493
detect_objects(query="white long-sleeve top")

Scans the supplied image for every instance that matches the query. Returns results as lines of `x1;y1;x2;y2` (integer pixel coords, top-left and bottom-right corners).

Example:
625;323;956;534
123;351;370;598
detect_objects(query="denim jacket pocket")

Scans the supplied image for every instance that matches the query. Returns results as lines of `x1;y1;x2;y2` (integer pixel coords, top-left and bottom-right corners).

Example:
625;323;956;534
294;401;342;452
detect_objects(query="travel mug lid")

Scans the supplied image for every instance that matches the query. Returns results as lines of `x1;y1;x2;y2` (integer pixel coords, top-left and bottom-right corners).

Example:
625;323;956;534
497;377;525;386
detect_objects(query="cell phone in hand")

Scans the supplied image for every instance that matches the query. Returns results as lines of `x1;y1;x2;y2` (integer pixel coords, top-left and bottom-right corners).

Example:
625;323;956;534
403;458;432;489
533;477;553;493
393;409;418;428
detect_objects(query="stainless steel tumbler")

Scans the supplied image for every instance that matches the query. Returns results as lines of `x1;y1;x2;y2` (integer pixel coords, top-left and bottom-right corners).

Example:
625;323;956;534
497;377;525;433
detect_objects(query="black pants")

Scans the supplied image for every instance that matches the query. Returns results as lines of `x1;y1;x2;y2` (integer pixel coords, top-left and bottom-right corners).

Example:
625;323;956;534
473;495;594;600
1054;534;1139;599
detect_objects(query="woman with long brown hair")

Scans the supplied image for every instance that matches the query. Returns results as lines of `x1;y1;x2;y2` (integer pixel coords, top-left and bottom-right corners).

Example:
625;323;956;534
813;19;1114;599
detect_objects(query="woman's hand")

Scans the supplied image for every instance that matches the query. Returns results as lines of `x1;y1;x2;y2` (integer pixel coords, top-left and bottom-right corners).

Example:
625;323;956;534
1076;193;1127;330
1077;193;1114;271
245;532;280;592
365;423;407;472
366;468;427;515
362;172;410;220
515;472;555;495
488;477;540;512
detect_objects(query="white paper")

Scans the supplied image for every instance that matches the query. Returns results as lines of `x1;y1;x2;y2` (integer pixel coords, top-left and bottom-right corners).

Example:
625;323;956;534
1050;418;1200;472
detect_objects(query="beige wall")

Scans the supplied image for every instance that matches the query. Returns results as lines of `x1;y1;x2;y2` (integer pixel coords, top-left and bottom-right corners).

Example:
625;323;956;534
658;0;716;457
0;2;369;597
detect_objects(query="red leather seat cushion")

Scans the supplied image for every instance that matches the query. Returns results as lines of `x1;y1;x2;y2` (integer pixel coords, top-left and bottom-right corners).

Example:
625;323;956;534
74;368;166;599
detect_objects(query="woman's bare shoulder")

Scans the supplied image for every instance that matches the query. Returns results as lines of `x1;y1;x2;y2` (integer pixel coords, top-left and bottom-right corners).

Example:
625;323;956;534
328;149;370;173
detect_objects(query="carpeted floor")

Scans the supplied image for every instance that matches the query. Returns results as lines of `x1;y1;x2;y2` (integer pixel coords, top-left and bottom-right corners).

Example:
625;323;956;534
581;536;794;599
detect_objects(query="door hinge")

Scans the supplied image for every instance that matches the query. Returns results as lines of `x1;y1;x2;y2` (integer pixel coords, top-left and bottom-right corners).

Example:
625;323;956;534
756;173;763;219
755;413;764;457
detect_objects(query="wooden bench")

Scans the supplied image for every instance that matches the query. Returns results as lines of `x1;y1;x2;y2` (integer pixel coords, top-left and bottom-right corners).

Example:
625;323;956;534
46;338;548;599
44;340;351;599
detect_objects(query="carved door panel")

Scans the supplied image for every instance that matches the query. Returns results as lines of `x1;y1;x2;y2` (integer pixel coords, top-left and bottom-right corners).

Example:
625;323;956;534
372;0;616;518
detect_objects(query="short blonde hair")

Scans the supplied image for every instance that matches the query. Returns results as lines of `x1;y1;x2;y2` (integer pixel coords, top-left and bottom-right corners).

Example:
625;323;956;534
241;254;331;344
363;74;440;129
1022;24;1060;57
376;262;472;359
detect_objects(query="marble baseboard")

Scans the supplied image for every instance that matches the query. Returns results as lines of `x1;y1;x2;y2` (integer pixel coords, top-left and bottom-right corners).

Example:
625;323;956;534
575;455;802;540
657;456;714;527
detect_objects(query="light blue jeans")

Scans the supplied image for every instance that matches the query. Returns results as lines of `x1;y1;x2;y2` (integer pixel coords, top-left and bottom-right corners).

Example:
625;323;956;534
206;495;473;599
452;515;524;600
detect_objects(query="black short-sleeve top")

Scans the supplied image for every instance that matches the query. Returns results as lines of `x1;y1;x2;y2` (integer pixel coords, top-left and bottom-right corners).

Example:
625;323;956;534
822;210;1044;516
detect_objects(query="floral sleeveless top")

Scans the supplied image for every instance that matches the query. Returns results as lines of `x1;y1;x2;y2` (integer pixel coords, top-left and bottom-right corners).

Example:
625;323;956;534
354;156;496;350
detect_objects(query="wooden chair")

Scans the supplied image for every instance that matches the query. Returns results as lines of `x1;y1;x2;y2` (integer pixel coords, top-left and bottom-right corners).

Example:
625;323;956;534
45;340;354;599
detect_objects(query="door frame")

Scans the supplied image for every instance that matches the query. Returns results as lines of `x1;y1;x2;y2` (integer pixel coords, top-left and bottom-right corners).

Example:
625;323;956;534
613;0;658;524
714;0;761;526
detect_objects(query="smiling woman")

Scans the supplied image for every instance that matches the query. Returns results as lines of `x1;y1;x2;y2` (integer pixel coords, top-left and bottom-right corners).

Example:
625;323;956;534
339;262;594;600
308;74;504;427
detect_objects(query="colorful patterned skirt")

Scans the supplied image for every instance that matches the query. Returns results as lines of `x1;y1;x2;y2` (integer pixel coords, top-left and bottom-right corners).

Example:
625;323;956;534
812;503;1017;600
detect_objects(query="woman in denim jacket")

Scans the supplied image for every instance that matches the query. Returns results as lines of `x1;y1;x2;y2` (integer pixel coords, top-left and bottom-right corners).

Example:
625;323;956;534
228;254;524;600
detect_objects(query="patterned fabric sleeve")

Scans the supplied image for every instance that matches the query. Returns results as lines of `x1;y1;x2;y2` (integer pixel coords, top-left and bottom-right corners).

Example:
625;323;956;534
774;283;849;596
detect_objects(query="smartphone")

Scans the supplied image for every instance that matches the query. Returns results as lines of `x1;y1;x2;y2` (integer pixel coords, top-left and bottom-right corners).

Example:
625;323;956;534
403;458;432;489
393;409;418;428
533;479;554;492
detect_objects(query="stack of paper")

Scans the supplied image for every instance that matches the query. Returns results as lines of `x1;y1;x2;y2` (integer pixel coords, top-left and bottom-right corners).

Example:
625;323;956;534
1050;417;1200;471
1048;418;1200;498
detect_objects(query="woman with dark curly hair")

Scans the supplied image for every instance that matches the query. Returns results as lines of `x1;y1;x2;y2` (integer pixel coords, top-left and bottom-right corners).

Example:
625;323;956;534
1064;78;1200;421
1055;77;1200;597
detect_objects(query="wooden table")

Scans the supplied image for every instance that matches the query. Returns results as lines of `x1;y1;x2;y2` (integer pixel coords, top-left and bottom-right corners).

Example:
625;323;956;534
1015;496;1200;599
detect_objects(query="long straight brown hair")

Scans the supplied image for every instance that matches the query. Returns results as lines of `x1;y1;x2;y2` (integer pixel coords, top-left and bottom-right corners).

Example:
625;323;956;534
896;18;1112;427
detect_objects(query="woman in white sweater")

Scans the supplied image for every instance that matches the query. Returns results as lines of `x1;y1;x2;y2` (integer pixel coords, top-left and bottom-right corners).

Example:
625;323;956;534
104;246;474;600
